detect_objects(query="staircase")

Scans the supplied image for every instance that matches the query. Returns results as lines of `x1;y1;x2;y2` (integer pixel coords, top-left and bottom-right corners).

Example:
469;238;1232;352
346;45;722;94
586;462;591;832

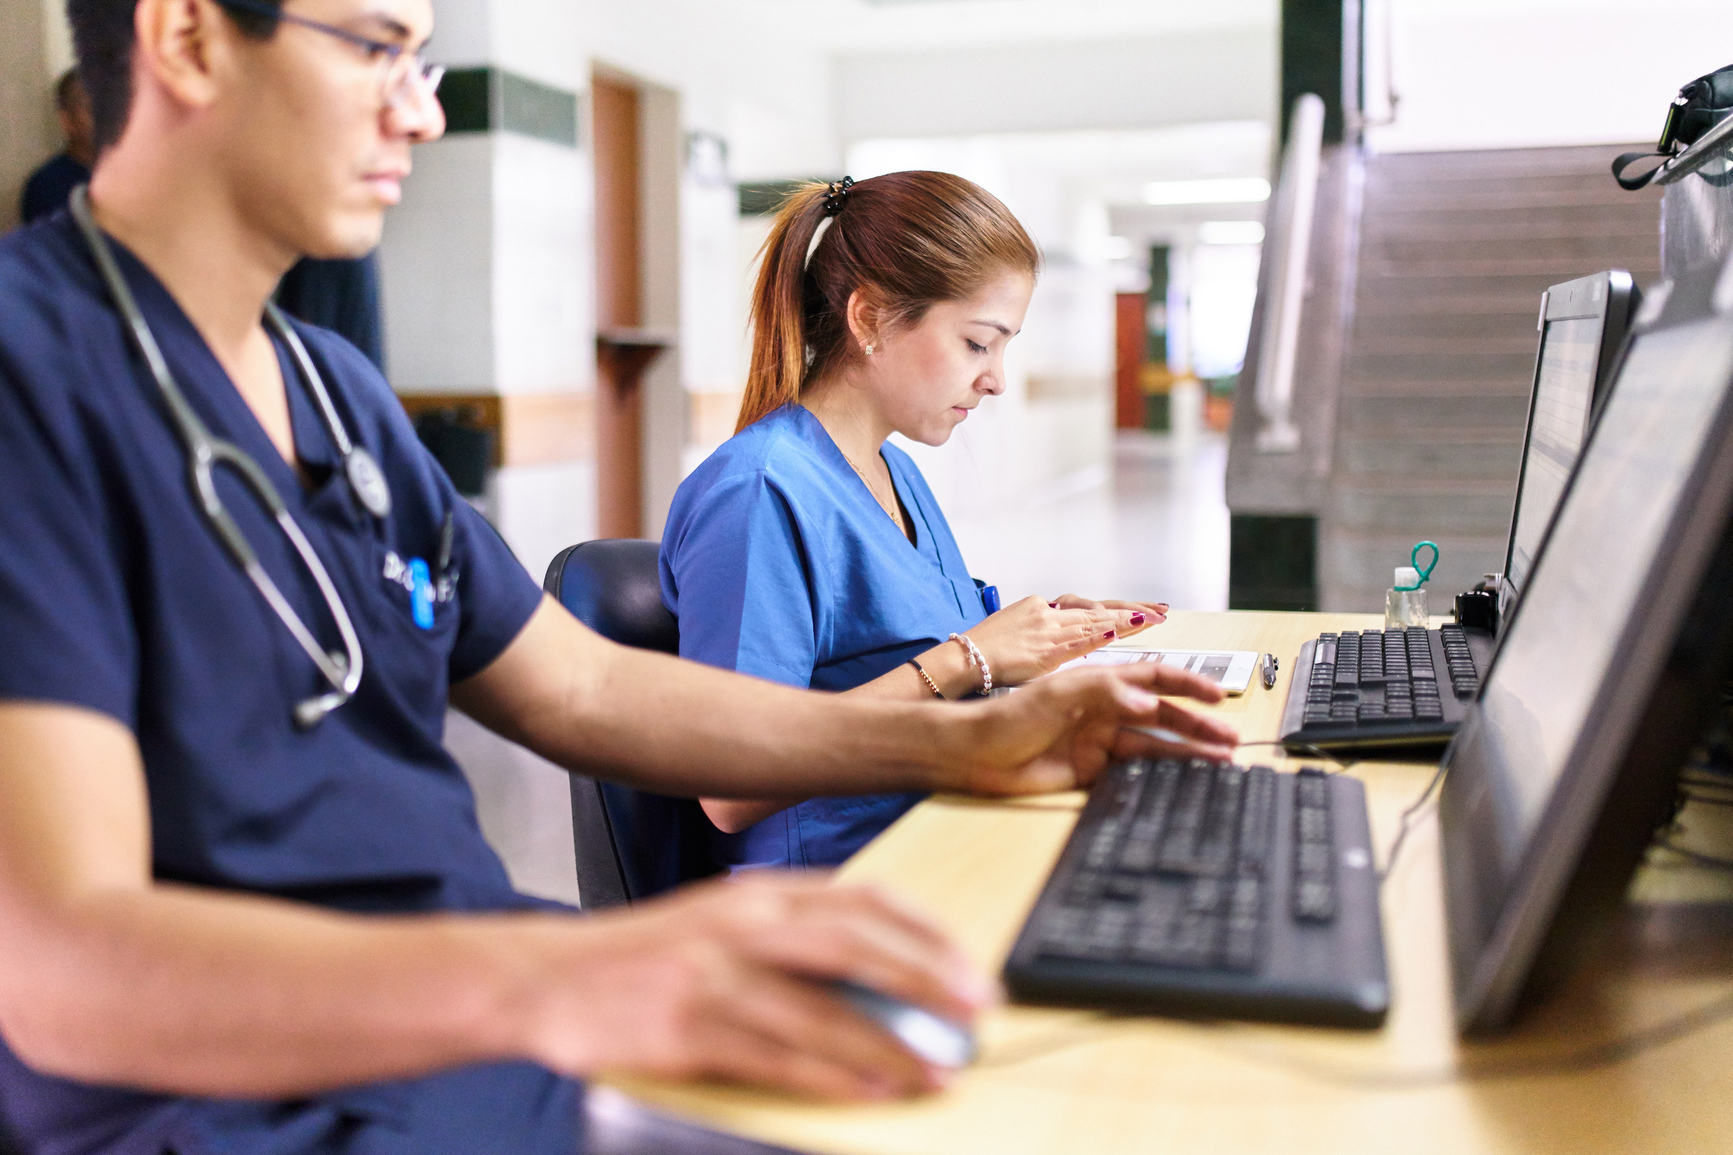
1320;145;1662;610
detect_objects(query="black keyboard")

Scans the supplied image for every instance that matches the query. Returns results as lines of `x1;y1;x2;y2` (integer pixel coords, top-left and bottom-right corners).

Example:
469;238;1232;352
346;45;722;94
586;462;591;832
1280;623;1495;751
1003;759;1389;1028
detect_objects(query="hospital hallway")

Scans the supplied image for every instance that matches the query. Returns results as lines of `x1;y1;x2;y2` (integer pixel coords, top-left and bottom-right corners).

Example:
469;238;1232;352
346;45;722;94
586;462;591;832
944;430;1231;614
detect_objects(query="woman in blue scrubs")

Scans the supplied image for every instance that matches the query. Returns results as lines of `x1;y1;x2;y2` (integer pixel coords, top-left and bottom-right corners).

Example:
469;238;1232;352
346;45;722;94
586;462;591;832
661;172;1171;868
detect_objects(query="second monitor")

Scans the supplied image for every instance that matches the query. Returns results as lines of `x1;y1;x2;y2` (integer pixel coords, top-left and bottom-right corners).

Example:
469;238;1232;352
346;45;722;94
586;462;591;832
1279;269;1639;752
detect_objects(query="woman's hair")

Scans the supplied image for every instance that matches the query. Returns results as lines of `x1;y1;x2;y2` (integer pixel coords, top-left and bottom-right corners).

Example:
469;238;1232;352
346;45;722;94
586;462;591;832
737;170;1040;433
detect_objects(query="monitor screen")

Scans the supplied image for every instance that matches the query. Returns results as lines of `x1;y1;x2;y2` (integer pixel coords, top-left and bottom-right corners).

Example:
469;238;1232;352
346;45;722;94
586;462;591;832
1498;271;1637;623
1501;316;1600;608
1442;304;1733;1032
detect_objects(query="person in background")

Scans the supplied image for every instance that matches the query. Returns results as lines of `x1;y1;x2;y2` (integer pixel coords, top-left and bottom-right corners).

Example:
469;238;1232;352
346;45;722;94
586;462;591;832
660;172;1197;871
19;70;96;223
276;250;386;369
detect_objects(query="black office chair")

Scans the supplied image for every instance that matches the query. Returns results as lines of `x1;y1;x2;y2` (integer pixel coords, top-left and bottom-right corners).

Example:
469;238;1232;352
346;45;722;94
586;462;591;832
542;540;724;909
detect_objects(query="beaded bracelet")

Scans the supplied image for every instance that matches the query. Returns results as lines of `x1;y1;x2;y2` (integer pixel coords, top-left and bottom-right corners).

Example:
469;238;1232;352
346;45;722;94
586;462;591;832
909;658;945;700
948;632;992;693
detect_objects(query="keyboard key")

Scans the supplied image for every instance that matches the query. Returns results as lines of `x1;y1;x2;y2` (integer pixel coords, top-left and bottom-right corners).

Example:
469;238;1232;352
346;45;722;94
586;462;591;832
1187;876;1225;913
1297;841;1332;876
1236;767;1276;872
1221;916;1261;971
1154;762;1216;872
1293;878;1336;923
1116;760;1180;873
1192;766;1246;875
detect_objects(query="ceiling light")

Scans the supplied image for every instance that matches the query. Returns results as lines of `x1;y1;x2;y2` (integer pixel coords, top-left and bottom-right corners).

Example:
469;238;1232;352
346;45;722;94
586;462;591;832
1197;220;1266;245
1142;177;1271;206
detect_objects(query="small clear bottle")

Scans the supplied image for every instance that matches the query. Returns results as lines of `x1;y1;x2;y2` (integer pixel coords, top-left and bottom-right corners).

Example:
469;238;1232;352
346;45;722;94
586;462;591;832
1386;566;1429;629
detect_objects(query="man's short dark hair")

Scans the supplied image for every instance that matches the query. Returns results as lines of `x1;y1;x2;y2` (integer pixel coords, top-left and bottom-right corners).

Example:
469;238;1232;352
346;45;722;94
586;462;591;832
66;0;282;155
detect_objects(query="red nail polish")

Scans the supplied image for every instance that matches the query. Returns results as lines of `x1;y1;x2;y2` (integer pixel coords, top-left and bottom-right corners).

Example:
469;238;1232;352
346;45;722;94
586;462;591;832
1103;629;1116;640
1130;612;1145;626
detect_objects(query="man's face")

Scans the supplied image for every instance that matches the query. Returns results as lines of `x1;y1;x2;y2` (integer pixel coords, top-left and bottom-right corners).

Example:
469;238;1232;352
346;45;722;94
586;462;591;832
216;0;444;259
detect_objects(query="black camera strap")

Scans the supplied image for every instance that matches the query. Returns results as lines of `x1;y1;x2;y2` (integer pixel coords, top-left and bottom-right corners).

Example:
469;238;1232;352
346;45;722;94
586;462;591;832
1614;63;1733;191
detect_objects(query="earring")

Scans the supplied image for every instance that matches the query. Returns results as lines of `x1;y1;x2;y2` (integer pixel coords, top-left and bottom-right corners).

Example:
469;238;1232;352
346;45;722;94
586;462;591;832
863;343;875;356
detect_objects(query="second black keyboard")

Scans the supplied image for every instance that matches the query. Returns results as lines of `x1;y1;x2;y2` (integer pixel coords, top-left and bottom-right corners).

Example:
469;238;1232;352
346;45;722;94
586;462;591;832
1279;623;1496;751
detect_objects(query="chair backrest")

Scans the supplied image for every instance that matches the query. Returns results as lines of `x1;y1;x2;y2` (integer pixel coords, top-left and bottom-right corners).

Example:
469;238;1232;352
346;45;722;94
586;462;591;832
542;539;722;909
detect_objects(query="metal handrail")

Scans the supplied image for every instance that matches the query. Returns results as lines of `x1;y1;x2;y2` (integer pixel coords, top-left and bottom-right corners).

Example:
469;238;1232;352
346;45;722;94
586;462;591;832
1253;93;1326;453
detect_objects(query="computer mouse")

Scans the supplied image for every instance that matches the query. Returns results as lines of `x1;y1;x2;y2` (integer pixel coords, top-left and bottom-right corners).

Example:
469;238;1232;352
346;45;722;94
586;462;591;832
832;980;979;1069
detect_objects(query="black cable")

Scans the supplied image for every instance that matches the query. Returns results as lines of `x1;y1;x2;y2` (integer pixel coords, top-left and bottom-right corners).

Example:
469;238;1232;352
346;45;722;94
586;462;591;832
1378;758;1449;885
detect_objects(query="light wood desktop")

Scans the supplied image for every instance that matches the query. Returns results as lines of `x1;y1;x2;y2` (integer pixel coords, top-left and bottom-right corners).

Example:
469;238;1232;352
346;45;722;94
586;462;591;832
613;610;1733;1155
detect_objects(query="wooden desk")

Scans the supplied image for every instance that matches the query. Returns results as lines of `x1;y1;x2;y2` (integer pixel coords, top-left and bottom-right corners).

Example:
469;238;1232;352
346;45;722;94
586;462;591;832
615;611;1733;1155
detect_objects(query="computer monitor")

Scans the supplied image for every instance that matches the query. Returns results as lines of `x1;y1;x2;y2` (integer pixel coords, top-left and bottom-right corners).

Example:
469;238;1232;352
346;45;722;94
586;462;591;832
1498;270;1639;624
1441;257;1733;1034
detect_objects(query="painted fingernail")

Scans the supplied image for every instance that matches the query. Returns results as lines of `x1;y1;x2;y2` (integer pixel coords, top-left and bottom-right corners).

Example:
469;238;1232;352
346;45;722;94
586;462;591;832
1130;612;1146;626
1048;600;1059;609
1103;629;1116;640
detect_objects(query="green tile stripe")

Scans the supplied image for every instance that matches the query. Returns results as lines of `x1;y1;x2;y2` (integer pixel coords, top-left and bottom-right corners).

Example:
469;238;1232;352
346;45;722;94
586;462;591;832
438;67;578;149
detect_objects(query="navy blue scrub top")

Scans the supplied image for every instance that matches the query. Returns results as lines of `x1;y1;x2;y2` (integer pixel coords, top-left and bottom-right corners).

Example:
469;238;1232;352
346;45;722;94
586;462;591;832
659;403;988;869
0;213;580;1154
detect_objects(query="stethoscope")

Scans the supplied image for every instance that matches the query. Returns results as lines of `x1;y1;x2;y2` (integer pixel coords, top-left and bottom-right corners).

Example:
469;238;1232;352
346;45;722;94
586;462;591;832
70;185;390;728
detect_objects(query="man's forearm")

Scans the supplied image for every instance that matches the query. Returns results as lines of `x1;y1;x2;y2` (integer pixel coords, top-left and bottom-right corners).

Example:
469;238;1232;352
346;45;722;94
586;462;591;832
454;599;971;799
2;882;555;1096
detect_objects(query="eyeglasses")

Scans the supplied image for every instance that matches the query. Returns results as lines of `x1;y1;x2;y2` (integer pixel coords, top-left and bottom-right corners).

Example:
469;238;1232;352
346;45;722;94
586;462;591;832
217;0;445;109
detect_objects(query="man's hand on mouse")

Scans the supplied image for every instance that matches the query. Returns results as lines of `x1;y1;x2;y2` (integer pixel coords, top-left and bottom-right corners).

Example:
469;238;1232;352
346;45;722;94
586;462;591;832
518;873;989;1100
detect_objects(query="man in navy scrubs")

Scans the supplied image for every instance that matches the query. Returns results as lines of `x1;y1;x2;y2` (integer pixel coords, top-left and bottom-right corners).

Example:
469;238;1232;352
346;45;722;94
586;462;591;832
0;1;1238;1152
18;70;96;223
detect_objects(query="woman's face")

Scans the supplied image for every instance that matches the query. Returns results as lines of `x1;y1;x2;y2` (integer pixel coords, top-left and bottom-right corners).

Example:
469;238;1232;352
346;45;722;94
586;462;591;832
858;269;1035;446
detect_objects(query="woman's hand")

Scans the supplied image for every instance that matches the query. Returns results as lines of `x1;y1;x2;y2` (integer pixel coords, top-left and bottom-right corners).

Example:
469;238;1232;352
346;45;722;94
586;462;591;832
963;594;1169;687
1049;593;1167;638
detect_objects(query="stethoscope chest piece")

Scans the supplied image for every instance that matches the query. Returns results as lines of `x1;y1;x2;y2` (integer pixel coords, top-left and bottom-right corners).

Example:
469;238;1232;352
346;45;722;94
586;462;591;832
346;448;392;520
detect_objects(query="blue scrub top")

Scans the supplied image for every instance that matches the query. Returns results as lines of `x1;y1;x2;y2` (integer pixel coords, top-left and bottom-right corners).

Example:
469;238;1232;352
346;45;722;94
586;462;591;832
0;213;580;1153
659;403;988;869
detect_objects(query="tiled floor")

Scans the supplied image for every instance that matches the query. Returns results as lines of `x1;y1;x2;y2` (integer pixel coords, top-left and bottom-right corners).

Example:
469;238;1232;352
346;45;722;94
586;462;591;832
945;430;1231;612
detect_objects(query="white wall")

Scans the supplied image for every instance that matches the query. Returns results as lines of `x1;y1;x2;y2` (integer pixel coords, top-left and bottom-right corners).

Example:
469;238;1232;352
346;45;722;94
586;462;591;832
837;30;1277;144
579;0;841;180
1;0;57;233
1368;0;1733;152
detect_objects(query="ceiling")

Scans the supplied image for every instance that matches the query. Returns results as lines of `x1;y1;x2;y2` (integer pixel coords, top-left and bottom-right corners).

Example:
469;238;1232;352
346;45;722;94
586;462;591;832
735;0;1274;53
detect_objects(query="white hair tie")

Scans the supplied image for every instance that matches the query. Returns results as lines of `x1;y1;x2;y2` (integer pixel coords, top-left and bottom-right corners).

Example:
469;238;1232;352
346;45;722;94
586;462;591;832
803;215;835;270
